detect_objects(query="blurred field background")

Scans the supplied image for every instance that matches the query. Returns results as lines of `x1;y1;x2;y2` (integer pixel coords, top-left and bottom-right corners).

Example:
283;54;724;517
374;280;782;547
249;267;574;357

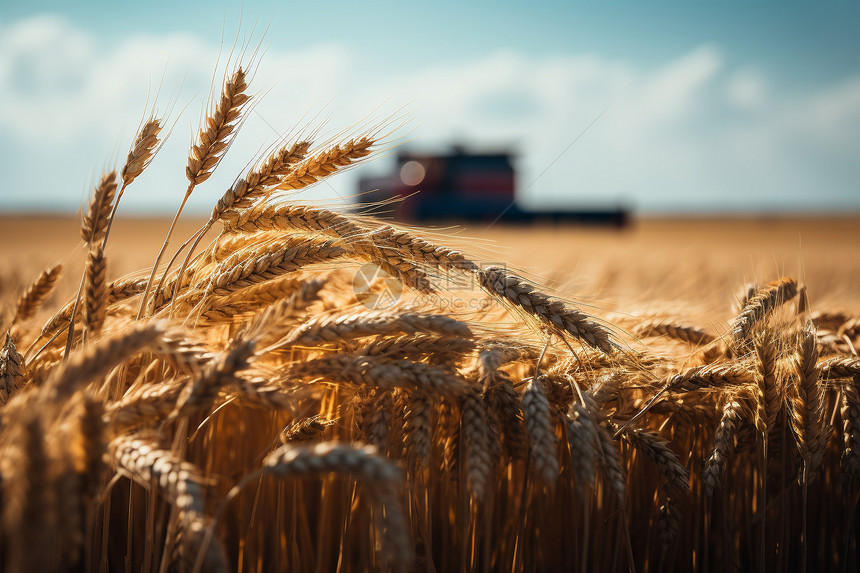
4;214;859;321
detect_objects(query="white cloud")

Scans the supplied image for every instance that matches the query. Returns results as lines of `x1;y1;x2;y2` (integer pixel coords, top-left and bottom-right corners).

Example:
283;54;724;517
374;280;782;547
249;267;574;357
725;69;767;110
0;15;858;214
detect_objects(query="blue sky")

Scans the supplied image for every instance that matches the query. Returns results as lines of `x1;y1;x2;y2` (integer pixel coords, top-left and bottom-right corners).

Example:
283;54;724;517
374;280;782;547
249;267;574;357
1;0;859;214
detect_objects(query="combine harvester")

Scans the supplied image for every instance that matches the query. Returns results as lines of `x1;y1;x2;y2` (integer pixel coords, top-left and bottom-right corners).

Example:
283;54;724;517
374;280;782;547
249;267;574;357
358;147;629;226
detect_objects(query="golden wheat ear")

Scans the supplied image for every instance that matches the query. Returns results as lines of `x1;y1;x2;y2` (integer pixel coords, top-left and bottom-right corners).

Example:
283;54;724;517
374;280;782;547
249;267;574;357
478;266;616;353
12;263;62;326
138;65;252;319
82;245;107;341
102;117;165;247
64;172;118;358
121;118;162;189
111;436;228;572
0;332;26;404
187;66;251;186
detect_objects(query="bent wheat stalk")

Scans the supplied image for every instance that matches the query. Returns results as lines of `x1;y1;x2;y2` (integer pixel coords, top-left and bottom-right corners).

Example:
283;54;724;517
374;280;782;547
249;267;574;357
478;266;615;353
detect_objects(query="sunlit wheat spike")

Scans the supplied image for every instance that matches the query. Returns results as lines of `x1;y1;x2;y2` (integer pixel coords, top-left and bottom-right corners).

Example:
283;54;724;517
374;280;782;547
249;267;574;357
238;278;325;332
368;224;480;273
523;376;559;484
840;376;860;495
566;402;599;490
621;426;690;490
262;442;412;571
83;245;108;337
731;276;798;349
478;265;615;353
703;397;743;495
121;117;162;187
665;361;755;393
213;140;311;221
280;416;334;443
634;319;715;345
13;263;62;324
224;202;360;235
223;204;438;293
2;413;55;573
206;236;347;297
280;310;472;348
198;276;324;325
274;137;374;192
290;354;471;396
460;387;492;497
818;356;860;380
44;323;164;402
80;171;117;245
788;324;824;475
401;392;432;469
105;381;184;431
753;334;780;434
171;338;256;418
186;67;250;185
111;435;228;572
357;334;475;366
0;333;26;404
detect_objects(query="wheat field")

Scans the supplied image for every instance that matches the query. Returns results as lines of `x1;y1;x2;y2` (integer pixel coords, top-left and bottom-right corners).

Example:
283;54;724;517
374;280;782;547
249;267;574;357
1;61;859;573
